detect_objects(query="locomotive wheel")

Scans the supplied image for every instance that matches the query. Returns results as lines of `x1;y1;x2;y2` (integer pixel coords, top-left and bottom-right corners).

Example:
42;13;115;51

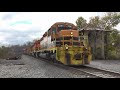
65;52;71;65
53;58;57;63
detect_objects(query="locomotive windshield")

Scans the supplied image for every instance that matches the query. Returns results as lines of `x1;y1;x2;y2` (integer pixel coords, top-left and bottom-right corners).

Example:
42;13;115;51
58;25;64;31
58;24;73;31
65;25;72;29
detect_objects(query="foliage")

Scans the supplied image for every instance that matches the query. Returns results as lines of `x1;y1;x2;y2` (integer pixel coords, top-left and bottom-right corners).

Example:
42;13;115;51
87;12;120;30
88;16;101;28
101;12;120;30
76;12;120;60
0;46;10;59
96;47;102;59
76;17;87;29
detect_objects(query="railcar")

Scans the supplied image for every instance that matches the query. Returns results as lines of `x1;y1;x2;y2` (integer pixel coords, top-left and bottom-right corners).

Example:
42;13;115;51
25;22;92;65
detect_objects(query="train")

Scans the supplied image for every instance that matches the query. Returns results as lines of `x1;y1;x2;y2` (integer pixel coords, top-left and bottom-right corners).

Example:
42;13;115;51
24;22;92;65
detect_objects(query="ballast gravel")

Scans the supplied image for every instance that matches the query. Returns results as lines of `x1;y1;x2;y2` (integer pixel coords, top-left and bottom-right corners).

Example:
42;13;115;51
0;55;94;78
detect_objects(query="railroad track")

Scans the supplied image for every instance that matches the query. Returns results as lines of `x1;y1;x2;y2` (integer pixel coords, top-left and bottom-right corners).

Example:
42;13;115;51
70;65;120;78
49;61;120;78
28;55;120;78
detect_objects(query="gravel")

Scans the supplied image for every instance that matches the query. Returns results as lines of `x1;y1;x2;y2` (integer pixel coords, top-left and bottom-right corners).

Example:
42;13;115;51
1;55;120;78
0;55;95;78
87;60;120;73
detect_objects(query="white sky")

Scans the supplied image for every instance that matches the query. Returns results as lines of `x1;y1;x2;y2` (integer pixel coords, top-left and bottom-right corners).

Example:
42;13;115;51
0;12;119;46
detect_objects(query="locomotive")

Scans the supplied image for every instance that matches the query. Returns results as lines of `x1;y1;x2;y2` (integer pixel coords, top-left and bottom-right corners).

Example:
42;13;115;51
25;22;92;65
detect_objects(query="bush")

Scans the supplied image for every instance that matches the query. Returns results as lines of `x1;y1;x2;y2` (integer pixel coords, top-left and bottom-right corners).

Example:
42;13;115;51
96;47;102;59
107;50;120;60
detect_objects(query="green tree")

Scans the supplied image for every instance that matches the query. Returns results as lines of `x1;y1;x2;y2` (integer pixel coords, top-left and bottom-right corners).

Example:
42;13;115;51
88;16;101;28
76;12;120;60
102;13;120;59
76;17;87;29
0;46;9;59
87;12;120;30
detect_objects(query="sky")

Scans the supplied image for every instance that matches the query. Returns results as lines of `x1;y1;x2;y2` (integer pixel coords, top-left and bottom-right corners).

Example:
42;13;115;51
0;12;119;46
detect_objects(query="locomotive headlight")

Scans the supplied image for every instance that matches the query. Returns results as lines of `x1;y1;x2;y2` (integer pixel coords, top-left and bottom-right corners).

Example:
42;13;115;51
66;47;68;49
71;32;73;34
71;35;73;37
65;44;68;49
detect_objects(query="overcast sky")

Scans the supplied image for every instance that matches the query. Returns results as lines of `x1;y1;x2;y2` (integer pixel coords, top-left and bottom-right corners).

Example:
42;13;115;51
0;12;119;46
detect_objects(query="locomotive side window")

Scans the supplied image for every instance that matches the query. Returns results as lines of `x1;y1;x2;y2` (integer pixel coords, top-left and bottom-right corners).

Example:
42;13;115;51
48;28;51;36
52;27;56;34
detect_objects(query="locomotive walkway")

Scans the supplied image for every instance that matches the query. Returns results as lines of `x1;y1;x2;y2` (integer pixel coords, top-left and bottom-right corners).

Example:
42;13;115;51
86;60;120;74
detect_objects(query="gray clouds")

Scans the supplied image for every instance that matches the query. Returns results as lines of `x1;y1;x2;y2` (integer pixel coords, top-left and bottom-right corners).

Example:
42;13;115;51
2;12;19;20
2;14;13;20
0;12;107;46
0;27;43;46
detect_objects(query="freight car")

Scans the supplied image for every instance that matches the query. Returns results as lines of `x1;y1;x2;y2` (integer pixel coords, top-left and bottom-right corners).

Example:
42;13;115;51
25;22;92;65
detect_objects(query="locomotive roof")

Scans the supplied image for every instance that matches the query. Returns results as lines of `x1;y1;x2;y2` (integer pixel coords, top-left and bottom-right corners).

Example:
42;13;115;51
40;22;77;43
51;22;76;27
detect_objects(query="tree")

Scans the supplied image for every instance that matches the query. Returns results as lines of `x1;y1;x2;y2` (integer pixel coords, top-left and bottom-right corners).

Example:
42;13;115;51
0;46;9;59
76;17;87;29
108;29;120;53
88;16;101;28
101;12;120;30
76;12;120;59
87;12;120;30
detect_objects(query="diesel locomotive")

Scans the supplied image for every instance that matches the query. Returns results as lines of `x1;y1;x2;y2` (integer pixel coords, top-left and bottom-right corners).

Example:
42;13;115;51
25;22;92;65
